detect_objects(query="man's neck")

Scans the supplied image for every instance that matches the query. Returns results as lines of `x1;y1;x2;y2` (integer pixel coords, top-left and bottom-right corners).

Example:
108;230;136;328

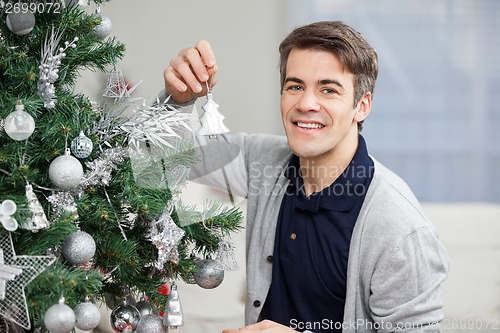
299;133;359;197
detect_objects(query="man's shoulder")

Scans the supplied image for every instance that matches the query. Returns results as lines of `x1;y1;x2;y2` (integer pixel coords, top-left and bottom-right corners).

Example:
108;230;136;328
243;133;291;164
363;158;433;231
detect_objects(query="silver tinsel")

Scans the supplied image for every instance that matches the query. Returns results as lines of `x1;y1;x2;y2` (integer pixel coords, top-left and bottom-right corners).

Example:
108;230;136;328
38;26;78;108
121;98;193;152
193;258;224;289
147;209;185;269
164;283;184;328
47;191;78;217
81;147;127;188
23;184;49;232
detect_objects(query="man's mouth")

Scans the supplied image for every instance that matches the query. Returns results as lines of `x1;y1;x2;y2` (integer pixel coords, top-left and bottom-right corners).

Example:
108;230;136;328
294;121;325;129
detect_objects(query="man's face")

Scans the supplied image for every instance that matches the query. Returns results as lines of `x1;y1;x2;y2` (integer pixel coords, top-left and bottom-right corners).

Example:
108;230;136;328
280;48;371;163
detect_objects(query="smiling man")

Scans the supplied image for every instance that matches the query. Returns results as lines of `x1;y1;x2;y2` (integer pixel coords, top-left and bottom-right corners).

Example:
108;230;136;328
164;21;449;333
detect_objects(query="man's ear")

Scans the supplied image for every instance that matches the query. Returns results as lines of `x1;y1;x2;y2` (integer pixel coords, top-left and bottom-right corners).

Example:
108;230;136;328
354;92;372;123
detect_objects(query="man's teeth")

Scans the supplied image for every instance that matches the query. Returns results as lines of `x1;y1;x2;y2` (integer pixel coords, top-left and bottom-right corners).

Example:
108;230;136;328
296;122;324;129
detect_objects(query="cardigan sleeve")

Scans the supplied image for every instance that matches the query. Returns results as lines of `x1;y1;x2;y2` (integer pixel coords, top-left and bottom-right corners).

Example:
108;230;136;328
368;226;450;332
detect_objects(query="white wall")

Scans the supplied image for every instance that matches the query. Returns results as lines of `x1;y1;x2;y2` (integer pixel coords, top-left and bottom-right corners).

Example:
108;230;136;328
76;0;287;136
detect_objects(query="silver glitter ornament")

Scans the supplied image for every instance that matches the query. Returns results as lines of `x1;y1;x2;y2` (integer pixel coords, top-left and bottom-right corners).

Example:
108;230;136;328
193;258;224;289
49;148;84;190
43;298;76;333
137;314;167;333
6;12;35;36
71;131;93;158
110;304;141;333
74;300;101;331
62;230;96;265
135;297;157;317
93;12;112;39
164;283;184;328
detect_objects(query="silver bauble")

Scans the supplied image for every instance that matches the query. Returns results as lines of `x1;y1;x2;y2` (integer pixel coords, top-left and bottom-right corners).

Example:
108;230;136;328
43;302;76;333
135;297;157;317
110;304;141;333
49;148;84;190
4;102;35;141
136;314;167;333
6;12;35;36
93;13;112;39
193;258;224;289
62;230;96;265
71;130;93;158
74;301;101;331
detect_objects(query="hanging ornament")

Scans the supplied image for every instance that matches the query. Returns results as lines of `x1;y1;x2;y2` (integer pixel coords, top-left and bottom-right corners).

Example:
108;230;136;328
0;199;18;231
71;130;93;158
105;290;136;310
6;12;35;36
215;239;239;271
193;258;224;289
0;232;56;329
163;283;184;328
62;230;96;266
49;148;84;190
198;83;229;137
4;100;35;141
110;304;141;333
93;6;112;39
102;67;142;99
137;314;167;333
38;27;78;108
44;297;75;333
74;297;101;331
147;209;185;269
135;296;157;317
23;183;50;232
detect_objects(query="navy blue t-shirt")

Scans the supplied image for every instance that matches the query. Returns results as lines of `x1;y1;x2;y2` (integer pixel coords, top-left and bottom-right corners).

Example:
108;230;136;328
262;135;374;332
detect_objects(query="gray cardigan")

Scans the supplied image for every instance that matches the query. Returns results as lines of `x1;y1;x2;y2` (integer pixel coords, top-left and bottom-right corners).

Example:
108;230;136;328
169;94;450;332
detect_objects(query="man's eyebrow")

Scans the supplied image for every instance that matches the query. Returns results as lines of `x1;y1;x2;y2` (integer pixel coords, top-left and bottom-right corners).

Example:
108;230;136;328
284;77;345;90
284;77;304;84
318;79;344;90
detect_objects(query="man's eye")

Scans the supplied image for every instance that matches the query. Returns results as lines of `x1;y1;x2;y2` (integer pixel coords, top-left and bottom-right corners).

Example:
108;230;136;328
286;85;302;91
322;88;337;94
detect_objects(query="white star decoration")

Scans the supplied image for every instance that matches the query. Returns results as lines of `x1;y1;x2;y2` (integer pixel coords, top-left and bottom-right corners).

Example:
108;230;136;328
0;232;55;329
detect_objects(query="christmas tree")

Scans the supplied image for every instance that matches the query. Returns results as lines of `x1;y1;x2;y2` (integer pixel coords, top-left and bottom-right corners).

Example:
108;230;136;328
0;1;242;332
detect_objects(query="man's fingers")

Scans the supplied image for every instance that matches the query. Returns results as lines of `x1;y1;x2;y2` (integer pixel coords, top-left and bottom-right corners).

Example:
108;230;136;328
164;67;187;93
196;39;217;69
